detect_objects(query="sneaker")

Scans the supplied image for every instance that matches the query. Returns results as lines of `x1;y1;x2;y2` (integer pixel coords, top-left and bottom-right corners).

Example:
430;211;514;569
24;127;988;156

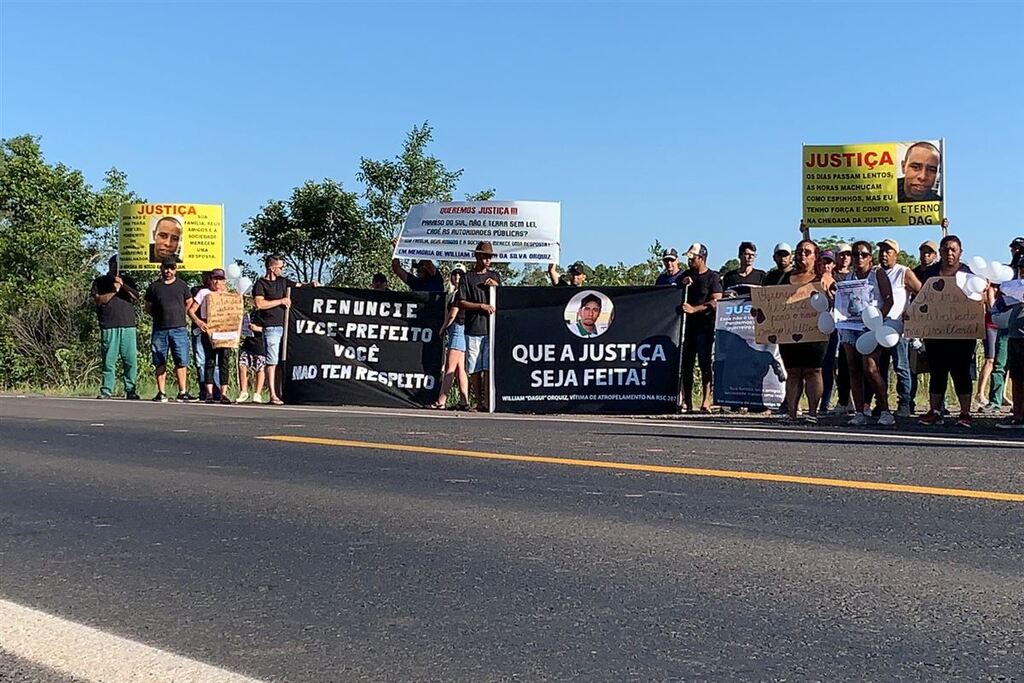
896;405;912;418
252;393;265;404
995;417;1024;430
219;395;233;405
95;393;111;400
835;403;853;415
803;415;819;425
204;397;216;404
955;413;972;428
125;391;141;400
848;412;868;426
176;392;199;403
235;391;250;403
152;392;168;403
918;410;942;426
878;411;895;426
979;403;1002;414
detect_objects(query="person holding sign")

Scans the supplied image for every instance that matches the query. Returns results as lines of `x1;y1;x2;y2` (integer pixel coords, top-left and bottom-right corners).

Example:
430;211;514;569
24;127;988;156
837;241;895;426
456;241;501;412
778;240;833;424
679;243;723;413
253;255;298;405
916;236;977;427
90;255;141;400
188;268;234;404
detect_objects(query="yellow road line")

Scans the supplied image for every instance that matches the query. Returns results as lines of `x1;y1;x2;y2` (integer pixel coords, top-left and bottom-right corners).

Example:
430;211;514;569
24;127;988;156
257;435;1024;503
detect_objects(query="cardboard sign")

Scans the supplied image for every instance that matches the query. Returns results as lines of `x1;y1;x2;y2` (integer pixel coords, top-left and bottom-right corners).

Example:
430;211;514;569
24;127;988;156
206;291;244;349
904;277;985;339
750;283;829;344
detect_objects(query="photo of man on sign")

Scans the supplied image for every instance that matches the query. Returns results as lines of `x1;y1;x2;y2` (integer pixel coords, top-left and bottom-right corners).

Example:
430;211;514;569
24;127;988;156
897;141;943;203
148;215;184;263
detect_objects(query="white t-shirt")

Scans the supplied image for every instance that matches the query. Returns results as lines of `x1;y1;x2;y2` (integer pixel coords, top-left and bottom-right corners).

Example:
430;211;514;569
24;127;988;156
193;288;212;320
882;264;909;320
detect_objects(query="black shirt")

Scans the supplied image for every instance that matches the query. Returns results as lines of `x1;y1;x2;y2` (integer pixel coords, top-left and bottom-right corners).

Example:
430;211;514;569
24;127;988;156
90;274;139;329
406;270;444;293
144;277;192;330
682;267;723;329
456;268;501;336
252;276;296;327
764;268;791;286
917;262;971;284
723;268;766;290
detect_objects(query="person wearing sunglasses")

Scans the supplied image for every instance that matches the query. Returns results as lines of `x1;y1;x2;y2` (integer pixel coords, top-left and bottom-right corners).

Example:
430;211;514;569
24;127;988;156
144;258;197;402
836;241;895;426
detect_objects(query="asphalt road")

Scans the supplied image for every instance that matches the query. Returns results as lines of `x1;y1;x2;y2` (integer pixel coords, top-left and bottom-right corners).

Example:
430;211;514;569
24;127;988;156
1;396;1022;682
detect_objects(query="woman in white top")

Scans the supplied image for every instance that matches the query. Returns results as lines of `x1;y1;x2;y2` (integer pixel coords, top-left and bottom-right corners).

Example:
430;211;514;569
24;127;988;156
834;240;894;426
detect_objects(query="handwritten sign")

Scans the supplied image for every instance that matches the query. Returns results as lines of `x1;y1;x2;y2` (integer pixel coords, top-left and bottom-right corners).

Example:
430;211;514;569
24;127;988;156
751;283;829;344
904;277;984;339
206;291;244;348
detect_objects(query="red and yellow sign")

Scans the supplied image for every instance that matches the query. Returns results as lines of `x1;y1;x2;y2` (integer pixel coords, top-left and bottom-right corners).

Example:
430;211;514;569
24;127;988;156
118;203;224;271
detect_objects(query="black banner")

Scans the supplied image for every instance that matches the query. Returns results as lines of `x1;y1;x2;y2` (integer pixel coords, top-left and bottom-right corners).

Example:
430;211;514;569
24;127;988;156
493;287;682;414
283;287;445;407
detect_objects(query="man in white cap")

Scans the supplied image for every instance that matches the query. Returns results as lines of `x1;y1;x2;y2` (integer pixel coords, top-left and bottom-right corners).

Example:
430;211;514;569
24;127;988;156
678;243;723;413
765;242;793;285
874;238;922;416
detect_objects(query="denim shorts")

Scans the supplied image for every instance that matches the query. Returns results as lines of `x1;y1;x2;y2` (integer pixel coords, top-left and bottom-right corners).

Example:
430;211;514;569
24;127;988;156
264;325;284;366
465;334;490;374
838;328;864;346
152;326;190;368
447;323;467;353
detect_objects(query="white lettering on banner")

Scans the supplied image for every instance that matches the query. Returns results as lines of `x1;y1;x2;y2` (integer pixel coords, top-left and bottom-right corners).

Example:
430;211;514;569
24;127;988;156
293;319;433;343
310;298;418;319
512;343;668;364
529;367;649;388
333;344;381;362
396;201;561;264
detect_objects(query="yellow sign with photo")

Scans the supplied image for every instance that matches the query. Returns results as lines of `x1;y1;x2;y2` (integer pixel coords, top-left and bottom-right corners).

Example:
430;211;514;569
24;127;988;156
802;140;944;229
118;203;224;271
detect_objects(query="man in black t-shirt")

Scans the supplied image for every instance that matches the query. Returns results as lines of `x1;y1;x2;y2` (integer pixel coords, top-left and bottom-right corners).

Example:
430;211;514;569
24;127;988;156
679;243;723;413
456;241;501;411
144;258;196;402
392;254;444;292
722;241;766;296
547;261;587;287
252;254;300;405
90;255;141;400
764;242;793;286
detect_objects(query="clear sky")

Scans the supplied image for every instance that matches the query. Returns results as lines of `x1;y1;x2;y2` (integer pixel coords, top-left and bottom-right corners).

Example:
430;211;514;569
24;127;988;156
3;0;1022;274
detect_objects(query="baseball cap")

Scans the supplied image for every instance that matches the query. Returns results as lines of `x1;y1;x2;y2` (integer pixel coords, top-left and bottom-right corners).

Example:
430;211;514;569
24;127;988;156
821;250;836;262
450;262;466;274
685;243;708;259
661;248;679;261
836;243;852;254
919;240;938;253
773;242;792;255
877;238;900;253
1010;237;1024;251
160;257;178;269
210;268;226;279
568;262;585;275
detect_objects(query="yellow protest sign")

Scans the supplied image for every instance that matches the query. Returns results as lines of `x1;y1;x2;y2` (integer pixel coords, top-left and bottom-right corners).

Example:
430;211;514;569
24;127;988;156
118;203;224;271
802;140;944;229
904;277;984;340
750;283;829;344
205;291;244;349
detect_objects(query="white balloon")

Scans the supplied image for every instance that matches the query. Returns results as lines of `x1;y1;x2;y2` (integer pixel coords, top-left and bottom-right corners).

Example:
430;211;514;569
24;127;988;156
862;305;883;331
882;318;904;335
875;326;900;348
238;276;254;295
226;263;243;280
989;262;1015;285
810;292;829;313
965;275;988;294
856;330;879;355
817;311;836;334
969;256;988;277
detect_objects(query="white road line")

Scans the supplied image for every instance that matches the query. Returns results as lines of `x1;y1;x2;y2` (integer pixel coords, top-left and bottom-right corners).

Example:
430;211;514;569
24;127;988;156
7;395;1024;448
0;598;264;683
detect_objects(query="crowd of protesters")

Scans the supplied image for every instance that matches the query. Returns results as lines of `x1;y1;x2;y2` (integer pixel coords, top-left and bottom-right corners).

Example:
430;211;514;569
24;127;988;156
91;235;1024;430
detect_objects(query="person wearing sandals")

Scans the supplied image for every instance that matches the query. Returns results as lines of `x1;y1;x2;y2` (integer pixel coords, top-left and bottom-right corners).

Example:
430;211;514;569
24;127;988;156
778;240;834;424
432;263;470;410
187;269;234;404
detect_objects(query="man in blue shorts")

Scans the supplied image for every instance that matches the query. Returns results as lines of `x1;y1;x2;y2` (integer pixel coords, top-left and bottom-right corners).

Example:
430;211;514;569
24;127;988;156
144;258;196;402
456;241;501;412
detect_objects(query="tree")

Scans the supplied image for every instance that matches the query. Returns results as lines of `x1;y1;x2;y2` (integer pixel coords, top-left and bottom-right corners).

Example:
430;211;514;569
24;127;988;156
0;134;140;389
357;122;463;239
719;258;740;274
242;179;367;284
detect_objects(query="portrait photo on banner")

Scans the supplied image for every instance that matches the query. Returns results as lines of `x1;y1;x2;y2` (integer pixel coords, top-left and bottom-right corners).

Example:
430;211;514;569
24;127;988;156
564;290;614;339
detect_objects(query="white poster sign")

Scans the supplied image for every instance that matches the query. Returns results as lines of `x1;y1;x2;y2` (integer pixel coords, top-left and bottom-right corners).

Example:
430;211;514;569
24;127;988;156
395;201;561;264
834;279;876;331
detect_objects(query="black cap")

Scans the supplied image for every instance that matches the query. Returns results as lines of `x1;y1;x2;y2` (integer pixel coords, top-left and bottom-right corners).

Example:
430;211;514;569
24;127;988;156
568;262;584;275
160;257;178;269
1011;237;1024;252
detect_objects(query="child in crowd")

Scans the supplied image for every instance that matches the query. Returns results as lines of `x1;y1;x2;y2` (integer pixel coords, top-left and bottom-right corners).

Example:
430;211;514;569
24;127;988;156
236;302;266;403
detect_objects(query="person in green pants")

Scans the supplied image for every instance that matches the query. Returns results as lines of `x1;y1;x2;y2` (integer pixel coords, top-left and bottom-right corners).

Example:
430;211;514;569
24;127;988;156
90;255;141;399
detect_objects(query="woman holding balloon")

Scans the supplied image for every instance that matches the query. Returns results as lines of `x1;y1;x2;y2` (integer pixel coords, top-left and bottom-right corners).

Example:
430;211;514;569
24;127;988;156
834;240;895;426
779;240;834;424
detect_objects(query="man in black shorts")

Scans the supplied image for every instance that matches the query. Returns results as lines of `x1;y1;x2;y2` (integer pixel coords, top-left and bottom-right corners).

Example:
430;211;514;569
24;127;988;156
679;243;723;413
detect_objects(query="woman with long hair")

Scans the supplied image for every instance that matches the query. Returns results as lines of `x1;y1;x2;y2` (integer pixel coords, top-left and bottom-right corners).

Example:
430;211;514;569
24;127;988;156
778;239;834;423
432;264;470;410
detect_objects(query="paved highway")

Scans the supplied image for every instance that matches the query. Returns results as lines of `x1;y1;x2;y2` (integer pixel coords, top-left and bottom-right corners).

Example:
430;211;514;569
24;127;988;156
1;396;1022;681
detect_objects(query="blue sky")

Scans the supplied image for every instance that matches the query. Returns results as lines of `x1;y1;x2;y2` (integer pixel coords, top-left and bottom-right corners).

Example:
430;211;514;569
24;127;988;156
3;1;1022;273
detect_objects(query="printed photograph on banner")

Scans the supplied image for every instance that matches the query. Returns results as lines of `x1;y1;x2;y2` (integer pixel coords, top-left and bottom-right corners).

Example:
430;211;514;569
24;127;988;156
713;296;785;410
833;279;875;330
802;140;943;229
118;203;224;271
564;290;614;338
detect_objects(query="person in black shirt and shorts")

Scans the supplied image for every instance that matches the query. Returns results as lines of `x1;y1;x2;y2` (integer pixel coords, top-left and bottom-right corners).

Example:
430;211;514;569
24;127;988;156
144;258;196;402
679;243;723;413
456;241;501;412
252;254;298;405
